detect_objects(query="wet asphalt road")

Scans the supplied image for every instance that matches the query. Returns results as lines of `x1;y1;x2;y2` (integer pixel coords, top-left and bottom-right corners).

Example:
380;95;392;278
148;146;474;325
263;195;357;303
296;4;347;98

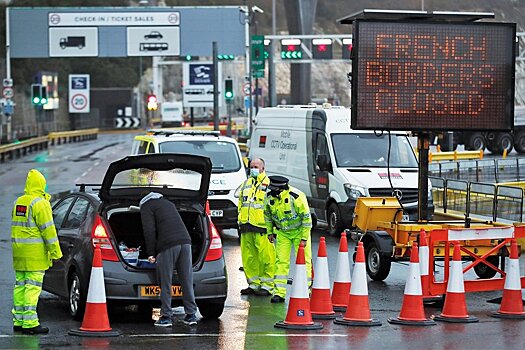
0;133;525;349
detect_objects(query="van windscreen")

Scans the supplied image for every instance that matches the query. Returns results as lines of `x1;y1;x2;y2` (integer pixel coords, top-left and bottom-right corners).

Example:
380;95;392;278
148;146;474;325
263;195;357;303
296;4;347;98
331;133;418;168
159;141;241;173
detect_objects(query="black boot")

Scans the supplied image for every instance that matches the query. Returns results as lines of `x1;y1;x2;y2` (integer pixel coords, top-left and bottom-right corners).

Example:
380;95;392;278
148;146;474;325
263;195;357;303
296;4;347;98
22;325;49;335
270;295;285;303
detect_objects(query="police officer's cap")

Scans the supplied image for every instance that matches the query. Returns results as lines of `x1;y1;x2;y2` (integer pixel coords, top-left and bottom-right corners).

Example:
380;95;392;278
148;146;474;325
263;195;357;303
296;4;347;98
268;175;289;190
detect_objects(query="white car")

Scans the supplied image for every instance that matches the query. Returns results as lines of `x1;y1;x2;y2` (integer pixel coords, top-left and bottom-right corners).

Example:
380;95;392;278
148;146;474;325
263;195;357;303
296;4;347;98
132;130;246;231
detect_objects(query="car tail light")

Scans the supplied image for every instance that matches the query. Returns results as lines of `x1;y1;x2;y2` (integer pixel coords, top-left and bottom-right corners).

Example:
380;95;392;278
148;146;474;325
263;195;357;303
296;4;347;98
205;218;223;262
91;215;119;262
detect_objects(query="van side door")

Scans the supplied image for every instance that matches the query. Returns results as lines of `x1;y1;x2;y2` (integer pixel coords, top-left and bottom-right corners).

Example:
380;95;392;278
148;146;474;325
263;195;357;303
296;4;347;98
311;131;330;218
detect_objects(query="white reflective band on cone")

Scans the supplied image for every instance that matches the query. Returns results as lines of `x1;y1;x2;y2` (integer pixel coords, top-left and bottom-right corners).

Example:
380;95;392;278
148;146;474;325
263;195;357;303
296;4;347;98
86;267;107;303
419;246;429;276
504;259;521;290
349;262;368;296
447;261;465;293
312;257;330;289
334;252;351;282
290;265;309;298
404;262;423;296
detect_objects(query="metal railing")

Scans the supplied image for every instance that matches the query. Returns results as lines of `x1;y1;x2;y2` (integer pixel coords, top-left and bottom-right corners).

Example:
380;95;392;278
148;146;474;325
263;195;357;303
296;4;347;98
429;158;525;183
430;176;525;223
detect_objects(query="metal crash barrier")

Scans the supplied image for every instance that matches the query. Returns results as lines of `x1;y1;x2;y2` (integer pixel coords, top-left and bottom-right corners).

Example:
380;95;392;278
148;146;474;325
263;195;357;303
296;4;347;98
427;226;525;296
48;128;99;145
0;128;99;163
0;136;48;162
429;149;484;163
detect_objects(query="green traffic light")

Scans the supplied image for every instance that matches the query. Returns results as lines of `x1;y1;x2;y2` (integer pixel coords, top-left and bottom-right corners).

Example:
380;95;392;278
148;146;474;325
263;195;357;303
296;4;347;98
225;91;233;99
41;98;47;105
33;97;40;104
185;55;192;61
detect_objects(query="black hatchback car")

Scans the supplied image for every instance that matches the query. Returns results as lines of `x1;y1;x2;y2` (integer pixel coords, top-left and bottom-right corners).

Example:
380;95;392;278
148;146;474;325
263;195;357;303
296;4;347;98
42;154;227;320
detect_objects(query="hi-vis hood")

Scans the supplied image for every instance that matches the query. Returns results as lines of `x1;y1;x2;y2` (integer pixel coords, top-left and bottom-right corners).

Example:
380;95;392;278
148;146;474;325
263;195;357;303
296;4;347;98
24;169;51;201
341;167;418;189
100;154;212;208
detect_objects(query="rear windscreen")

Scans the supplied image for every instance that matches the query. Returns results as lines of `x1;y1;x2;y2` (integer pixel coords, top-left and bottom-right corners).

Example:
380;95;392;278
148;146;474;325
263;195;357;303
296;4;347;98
111;167;202;192
159;140;241;173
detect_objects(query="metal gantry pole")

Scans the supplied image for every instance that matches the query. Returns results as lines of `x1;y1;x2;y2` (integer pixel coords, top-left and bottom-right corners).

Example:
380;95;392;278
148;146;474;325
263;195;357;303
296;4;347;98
213;41;219;132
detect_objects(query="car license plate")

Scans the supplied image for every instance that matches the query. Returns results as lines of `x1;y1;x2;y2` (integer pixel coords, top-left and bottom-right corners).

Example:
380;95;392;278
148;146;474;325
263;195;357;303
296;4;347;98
140;285;183;297
211;210;223;217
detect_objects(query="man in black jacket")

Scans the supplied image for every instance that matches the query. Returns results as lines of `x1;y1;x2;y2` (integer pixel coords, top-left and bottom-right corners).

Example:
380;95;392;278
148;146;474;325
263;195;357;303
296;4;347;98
140;192;198;327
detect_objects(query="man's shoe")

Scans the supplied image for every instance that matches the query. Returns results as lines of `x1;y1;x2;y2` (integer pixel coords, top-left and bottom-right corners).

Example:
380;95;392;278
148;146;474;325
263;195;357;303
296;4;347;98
13;326;22;332
240;287;256;295
255;289;271;296
183;314;198;326
22;325;49;335
270;295;285;303
154;317;172;327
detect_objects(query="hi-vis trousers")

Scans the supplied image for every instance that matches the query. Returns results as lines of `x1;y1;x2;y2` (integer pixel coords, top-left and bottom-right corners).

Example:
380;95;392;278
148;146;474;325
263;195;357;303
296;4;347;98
241;232;276;292
12;271;45;329
273;231;312;298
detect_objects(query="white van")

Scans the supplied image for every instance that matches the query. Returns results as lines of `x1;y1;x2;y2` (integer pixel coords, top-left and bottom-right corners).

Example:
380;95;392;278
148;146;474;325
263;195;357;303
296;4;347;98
248;104;433;235
131;130;246;231
160;101;184;127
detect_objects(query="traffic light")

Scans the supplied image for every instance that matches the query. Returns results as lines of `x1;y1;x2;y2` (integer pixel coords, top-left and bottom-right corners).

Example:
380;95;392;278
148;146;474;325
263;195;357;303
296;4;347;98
217;54;235;60
224;78;234;101
147;94;158;111
31;84;42;105
280;39;302;59
312;38;333;59
185;55;195;61
40;85;48;105
342;38;353;60
264;39;270;59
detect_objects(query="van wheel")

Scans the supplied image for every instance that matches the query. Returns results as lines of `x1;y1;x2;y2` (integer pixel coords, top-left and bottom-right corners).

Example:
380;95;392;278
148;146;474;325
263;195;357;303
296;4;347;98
365;242;391;281
68;271;86;321
327;204;343;236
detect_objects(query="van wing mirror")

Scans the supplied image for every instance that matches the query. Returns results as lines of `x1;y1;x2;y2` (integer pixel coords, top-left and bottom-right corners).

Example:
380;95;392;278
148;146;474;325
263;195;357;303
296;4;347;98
316;154;331;171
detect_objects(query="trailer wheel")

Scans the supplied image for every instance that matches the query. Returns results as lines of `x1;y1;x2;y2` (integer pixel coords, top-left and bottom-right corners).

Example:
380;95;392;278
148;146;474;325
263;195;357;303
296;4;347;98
466;133;486;151
514;131;525;154
473;256;499;279
365;242;391;281
493;133;513;155
327;203;343;236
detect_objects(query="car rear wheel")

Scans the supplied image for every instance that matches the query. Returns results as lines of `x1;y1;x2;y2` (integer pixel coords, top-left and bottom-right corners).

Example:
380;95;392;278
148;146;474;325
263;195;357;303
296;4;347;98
69;271;86;321
197;300;225;319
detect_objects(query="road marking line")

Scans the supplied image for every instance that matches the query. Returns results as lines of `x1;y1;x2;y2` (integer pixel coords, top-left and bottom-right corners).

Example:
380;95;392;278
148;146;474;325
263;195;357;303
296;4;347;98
129;333;348;338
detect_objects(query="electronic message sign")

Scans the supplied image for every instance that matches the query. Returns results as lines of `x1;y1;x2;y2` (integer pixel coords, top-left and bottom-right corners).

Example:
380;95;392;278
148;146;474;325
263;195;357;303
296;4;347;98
351;21;516;131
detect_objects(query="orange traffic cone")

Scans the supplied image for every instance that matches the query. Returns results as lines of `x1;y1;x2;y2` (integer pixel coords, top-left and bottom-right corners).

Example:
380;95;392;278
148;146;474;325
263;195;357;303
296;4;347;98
310;237;337;319
490;239;525;319
275;242;323;330
433;242;478;323
388;242;436;326
332;231;351;312
419;229;442;304
334;242;381;327
69;245;120;337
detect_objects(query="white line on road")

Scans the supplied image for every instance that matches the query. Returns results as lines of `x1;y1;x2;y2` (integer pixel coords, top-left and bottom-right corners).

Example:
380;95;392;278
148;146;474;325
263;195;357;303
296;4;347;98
129;333;348;338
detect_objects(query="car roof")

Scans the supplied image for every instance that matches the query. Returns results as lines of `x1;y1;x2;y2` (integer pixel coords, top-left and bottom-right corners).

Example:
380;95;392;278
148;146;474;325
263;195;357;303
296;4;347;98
135;130;240;144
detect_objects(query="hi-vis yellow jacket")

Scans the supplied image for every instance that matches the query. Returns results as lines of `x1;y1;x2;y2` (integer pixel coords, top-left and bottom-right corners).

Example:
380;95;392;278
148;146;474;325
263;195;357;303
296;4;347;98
238;173;270;230
11;169;62;271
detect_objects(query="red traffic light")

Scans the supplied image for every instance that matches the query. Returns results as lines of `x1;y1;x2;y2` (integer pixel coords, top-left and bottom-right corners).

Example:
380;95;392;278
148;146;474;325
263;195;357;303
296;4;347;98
147;94;158;111
147;95;157;103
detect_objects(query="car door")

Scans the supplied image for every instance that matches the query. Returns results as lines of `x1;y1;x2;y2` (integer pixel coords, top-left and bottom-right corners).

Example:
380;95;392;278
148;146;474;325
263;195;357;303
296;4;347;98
44;196;75;293
54;197;91;292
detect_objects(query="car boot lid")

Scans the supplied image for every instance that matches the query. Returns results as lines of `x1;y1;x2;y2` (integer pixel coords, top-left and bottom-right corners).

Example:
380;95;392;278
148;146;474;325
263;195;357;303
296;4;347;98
99;153;211;207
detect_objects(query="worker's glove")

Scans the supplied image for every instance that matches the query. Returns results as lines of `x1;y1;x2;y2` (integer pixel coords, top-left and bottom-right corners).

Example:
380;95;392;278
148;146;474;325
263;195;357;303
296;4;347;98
301;239;307;247
268;234;276;243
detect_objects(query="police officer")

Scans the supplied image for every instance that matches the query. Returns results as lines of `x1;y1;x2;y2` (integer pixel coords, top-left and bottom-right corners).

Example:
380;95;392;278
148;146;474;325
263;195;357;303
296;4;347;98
264;176;312;303
11;169;62;334
238;158;275;296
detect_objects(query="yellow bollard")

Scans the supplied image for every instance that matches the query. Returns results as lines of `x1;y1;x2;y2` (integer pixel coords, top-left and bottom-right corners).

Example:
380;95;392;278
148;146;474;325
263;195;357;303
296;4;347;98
453;150;458;161
429;152;433;163
479;149;484;160
436;144;441;152
502;148;508;159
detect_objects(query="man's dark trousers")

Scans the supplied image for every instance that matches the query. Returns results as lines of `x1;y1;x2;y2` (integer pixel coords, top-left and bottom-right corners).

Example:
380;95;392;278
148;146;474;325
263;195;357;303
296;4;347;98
156;244;198;318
